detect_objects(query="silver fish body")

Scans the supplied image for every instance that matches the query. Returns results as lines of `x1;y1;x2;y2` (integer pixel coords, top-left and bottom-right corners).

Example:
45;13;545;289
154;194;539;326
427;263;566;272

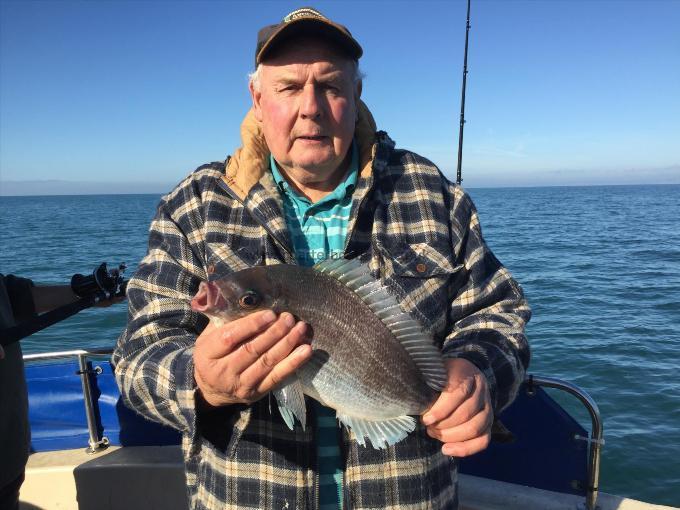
191;258;447;448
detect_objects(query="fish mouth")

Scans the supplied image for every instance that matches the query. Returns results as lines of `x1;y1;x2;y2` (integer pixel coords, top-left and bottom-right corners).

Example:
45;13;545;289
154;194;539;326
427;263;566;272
191;281;228;315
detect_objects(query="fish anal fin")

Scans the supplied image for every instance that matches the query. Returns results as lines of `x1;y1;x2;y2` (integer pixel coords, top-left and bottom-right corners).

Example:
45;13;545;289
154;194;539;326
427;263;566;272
336;413;416;450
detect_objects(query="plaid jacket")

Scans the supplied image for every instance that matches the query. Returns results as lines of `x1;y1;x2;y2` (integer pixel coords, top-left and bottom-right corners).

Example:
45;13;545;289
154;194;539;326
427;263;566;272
113;102;531;510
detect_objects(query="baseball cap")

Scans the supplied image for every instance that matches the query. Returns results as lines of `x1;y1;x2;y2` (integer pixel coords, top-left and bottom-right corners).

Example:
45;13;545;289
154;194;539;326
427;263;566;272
255;7;363;66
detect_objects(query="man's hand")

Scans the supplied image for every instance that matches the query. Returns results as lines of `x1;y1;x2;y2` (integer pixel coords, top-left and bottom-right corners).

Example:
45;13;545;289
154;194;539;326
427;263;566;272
422;358;493;457
193;310;312;408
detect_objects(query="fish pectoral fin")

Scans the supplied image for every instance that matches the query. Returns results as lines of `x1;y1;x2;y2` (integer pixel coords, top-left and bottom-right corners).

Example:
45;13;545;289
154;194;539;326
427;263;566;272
273;378;307;431
336;413;416;450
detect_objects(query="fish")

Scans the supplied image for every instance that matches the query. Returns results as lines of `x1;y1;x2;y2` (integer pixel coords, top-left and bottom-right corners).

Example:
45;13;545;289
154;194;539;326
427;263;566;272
190;257;447;449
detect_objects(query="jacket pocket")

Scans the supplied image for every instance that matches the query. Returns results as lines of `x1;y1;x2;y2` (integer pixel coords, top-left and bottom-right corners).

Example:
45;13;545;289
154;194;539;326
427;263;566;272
386;242;462;278
376;241;463;334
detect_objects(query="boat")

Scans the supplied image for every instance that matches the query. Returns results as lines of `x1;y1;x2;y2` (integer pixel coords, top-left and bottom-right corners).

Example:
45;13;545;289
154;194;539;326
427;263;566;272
18;347;677;510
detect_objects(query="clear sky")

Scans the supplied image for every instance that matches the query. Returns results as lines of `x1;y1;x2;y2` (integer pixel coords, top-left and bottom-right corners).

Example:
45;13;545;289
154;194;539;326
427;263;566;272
1;0;679;191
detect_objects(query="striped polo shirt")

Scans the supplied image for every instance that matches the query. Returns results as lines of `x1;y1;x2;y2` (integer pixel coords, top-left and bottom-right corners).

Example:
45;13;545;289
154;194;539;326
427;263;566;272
270;142;358;510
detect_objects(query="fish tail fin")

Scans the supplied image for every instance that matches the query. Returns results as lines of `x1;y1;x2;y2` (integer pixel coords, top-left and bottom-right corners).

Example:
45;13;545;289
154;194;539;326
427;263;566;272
336;413;416;450
273;378;307;431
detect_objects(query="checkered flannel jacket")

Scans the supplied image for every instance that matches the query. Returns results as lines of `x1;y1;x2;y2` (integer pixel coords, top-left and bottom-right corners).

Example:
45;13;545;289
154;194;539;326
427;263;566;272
112;105;531;510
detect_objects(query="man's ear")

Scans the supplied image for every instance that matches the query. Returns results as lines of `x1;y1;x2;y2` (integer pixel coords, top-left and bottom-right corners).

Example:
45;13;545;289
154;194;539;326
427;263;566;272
249;80;263;122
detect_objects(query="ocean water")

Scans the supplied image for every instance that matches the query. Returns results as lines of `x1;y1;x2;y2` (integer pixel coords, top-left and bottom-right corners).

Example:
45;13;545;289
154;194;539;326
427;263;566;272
1;184;678;506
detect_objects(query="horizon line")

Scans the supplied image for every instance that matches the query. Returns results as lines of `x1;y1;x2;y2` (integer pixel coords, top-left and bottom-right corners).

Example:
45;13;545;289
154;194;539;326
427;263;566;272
1;181;679;198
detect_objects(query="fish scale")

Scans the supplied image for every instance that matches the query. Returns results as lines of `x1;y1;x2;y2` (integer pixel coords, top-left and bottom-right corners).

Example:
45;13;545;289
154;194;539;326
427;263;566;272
283;270;432;415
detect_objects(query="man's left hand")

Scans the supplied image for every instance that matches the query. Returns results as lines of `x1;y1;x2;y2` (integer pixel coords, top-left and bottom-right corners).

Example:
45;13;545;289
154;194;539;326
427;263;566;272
422;358;493;457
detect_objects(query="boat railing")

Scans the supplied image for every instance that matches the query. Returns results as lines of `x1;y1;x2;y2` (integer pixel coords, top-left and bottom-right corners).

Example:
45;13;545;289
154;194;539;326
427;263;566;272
526;375;604;510
24;348;114;454
24;349;605;510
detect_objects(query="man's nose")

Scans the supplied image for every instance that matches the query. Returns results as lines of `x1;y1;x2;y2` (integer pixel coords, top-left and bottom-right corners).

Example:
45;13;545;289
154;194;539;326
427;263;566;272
299;85;323;120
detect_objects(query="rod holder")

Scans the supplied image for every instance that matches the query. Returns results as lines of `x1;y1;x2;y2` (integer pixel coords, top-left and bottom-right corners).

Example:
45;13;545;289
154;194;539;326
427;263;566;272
76;353;109;454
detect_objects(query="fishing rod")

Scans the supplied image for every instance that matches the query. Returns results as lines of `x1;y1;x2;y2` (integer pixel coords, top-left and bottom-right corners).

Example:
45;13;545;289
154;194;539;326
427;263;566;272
456;0;471;185
1;262;127;348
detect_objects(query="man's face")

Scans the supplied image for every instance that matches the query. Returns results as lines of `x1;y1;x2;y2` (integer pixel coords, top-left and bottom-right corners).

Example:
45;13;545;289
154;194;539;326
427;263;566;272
250;39;360;185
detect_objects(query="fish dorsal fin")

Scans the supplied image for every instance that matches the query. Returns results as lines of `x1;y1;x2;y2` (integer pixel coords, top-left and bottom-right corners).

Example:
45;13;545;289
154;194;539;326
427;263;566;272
314;258;447;391
336;413;416;449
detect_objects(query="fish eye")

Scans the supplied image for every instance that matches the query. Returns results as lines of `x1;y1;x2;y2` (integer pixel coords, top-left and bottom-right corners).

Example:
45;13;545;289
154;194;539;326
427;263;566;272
238;291;261;310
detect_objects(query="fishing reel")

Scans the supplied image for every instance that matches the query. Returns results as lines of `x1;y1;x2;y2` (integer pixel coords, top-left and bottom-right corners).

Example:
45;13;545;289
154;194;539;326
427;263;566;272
70;262;127;302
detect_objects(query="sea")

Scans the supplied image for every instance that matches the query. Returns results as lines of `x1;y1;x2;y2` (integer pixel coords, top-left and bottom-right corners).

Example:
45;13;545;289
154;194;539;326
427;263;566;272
1;184;679;506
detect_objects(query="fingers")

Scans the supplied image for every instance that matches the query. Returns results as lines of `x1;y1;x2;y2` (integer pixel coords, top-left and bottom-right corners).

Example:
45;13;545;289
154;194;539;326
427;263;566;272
193;311;313;407
254;338;313;394
196;310;277;359
441;433;491;457
219;322;312;403
422;373;477;426
229;312;301;374
425;391;493;458
426;383;486;431
426;401;493;444
420;358;494;457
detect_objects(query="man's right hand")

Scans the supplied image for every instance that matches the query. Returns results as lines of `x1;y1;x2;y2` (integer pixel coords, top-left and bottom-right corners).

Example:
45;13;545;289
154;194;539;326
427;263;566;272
193;310;312;408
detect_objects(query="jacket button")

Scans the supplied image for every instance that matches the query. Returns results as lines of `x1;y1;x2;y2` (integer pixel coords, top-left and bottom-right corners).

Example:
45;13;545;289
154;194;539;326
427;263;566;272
415;263;427;273
207;264;216;274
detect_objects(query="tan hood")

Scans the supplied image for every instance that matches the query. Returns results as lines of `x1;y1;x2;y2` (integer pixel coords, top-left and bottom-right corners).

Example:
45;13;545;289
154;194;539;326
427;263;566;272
223;100;378;200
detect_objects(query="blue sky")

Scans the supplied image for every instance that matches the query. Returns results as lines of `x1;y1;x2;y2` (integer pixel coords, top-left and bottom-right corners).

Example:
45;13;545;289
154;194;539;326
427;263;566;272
1;0;678;191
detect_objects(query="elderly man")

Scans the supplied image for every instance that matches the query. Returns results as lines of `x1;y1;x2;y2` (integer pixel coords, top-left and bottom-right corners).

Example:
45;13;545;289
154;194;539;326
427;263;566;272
114;7;530;510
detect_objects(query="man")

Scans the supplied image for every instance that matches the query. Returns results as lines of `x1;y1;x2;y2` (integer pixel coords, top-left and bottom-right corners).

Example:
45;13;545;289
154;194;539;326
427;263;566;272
1;269;123;510
113;7;530;509
0;275;37;510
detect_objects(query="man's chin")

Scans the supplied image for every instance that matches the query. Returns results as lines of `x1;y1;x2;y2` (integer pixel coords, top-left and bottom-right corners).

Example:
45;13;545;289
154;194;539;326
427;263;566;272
291;153;341;174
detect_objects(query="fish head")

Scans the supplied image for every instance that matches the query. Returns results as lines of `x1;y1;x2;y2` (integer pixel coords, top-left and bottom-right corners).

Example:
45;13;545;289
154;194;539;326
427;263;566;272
191;267;282;322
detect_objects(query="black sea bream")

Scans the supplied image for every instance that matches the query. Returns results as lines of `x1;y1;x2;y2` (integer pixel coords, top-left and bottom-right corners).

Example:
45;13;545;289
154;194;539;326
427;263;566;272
191;258;447;449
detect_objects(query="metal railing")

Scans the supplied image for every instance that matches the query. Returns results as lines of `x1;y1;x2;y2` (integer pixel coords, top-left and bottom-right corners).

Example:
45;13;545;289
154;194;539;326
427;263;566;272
526;375;604;510
23;350;604;509
24;348;114;454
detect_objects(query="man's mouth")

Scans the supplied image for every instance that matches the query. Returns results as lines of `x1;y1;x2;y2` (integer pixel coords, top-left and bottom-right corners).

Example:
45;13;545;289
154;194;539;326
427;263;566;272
297;135;327;141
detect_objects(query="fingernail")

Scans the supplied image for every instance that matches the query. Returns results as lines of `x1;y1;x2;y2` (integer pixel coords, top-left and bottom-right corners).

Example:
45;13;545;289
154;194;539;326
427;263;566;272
442;445;456;457
294;344;310;357
261;310;276;324
422;413;435;426
282;312;295;327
